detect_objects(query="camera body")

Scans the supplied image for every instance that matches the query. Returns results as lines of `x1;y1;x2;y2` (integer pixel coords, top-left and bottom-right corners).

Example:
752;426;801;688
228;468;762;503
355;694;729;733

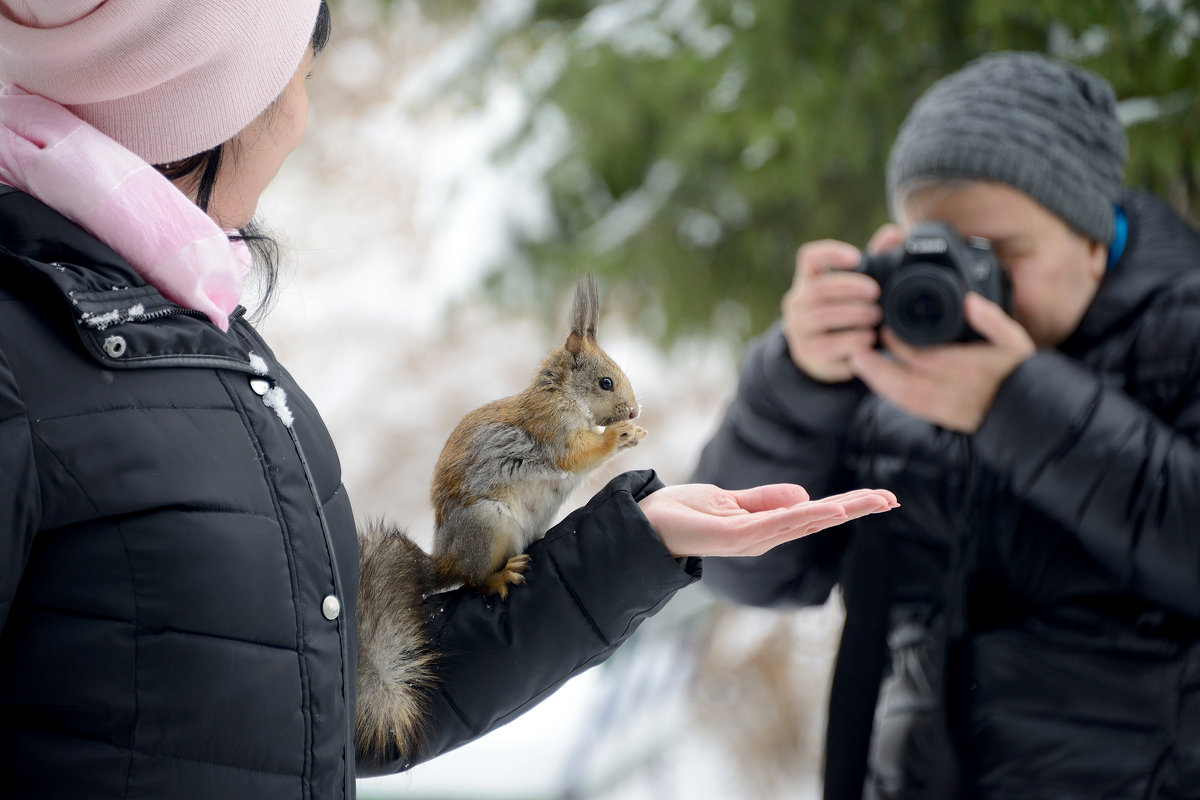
857;222;1010;346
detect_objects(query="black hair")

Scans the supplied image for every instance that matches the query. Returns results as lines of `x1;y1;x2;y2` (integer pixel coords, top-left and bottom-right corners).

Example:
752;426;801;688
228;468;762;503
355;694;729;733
311;0;332;55
153;0;332;321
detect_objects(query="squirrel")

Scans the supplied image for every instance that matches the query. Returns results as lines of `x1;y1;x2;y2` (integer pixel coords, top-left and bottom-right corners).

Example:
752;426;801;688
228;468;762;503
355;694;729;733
355;276;642;763
430;274;646;600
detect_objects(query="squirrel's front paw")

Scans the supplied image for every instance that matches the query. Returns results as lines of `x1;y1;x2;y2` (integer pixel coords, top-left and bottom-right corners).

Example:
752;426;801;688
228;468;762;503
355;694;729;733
609;420;647;450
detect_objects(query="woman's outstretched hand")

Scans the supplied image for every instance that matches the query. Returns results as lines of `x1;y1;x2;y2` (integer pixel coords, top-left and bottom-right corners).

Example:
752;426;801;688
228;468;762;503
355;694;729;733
639;484;898;558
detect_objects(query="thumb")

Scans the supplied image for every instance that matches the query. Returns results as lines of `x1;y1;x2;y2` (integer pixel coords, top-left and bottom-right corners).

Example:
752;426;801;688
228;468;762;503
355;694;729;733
867;223;906;255
729;483;812;513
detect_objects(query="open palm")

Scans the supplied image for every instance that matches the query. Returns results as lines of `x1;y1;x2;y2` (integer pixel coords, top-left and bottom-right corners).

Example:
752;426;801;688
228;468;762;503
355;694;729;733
639;483;898;558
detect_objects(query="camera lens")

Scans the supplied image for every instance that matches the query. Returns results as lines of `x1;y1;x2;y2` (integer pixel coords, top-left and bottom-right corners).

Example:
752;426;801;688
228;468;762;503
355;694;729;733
882;264;966;345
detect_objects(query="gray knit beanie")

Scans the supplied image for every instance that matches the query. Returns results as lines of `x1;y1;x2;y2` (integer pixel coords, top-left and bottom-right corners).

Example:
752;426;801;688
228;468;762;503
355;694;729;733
886;51;1128;243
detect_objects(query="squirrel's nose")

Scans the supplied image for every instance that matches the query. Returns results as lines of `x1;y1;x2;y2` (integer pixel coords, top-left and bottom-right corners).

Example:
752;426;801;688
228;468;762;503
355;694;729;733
628;407;639;420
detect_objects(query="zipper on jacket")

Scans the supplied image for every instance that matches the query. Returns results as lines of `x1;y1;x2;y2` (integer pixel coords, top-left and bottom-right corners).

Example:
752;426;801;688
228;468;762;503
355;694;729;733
284;421;355;800
235;316;356;799
130;305;210;323
127;303;246;325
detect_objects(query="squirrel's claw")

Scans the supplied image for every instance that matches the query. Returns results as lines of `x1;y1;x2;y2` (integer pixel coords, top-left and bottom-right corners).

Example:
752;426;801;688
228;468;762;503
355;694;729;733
480;554;532;600
616;423;647;450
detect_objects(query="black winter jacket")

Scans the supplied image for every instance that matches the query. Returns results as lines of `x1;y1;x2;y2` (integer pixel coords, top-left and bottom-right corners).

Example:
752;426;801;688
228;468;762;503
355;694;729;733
694;191;1200;799
0;188;698;799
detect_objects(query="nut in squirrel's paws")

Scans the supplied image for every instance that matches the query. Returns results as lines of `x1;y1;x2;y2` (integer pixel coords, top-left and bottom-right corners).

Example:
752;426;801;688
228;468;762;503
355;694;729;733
481;553;531;601
610;419;647;450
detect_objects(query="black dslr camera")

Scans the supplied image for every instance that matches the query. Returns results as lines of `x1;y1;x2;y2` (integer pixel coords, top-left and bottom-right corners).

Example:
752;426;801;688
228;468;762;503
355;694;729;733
856;222;1010;346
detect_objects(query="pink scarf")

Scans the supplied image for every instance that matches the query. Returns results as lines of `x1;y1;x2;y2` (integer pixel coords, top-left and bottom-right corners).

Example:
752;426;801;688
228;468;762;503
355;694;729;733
0;86;249;331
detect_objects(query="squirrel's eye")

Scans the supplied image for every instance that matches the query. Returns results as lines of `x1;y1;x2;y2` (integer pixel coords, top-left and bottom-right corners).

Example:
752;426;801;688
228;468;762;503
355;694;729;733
599;377;614;391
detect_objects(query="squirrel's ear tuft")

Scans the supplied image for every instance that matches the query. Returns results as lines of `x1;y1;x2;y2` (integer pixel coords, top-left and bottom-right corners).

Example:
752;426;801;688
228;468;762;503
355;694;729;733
569;273;599;343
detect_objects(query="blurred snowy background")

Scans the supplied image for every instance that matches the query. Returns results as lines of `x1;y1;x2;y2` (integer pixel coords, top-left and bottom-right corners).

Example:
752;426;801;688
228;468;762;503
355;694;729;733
256;2;842;798
254;1;1198;797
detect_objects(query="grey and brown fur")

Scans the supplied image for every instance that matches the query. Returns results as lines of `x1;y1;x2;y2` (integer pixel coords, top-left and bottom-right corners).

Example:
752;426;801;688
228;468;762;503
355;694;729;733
430;275;645;599
355;520;441;766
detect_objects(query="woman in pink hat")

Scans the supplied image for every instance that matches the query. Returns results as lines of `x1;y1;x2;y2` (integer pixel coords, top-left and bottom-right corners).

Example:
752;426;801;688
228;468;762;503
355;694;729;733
0;2;895;797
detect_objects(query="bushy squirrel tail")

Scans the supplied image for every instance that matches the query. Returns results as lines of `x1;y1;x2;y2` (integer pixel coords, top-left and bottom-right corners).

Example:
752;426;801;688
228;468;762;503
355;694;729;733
355;520;442;767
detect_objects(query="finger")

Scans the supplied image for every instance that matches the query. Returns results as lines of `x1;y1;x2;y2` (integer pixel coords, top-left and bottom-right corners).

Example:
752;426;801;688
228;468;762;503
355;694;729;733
734;489;902;556
850;346;913;400
788;300;881;337
867;223;906;255
738;503;853;555
964;292;1031;349
796;328;883;367
838;493;900;516
728;483;812;513
877;327;943;371
802;272;882;306
738;500;849;540
803;490;896;522
818;487;900;508
795;239;863;281
784;287;880;336
853;346;966;426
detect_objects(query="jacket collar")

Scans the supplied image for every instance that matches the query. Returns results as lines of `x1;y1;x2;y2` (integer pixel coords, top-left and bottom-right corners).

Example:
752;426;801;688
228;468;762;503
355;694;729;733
0;186;262;374
1061;190;1200;356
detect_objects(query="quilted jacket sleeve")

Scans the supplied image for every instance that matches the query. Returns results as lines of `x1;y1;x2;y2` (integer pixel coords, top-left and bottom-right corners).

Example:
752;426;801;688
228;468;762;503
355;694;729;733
0;340;41;637
690;323;867;609
357;469;700;775
974;291;1200;621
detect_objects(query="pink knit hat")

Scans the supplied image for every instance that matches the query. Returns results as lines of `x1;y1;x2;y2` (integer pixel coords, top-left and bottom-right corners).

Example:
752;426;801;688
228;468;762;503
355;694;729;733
0;0;322;165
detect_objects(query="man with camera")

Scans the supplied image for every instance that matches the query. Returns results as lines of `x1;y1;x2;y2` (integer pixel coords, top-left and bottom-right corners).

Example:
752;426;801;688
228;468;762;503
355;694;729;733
693;51;1200;799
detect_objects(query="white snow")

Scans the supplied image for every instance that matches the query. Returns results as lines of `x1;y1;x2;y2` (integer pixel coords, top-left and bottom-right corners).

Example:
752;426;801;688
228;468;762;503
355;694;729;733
262;386;294;427
248;353;270;375
81;309;121;330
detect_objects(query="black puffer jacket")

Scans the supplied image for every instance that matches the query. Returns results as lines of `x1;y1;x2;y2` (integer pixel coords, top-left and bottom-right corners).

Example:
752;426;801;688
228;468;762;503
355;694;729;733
0;188;698;799
694;191;1200;799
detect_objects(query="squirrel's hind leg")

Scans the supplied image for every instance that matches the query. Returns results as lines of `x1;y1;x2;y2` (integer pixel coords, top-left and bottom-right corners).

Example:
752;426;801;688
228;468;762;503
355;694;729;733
433;500;532;599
